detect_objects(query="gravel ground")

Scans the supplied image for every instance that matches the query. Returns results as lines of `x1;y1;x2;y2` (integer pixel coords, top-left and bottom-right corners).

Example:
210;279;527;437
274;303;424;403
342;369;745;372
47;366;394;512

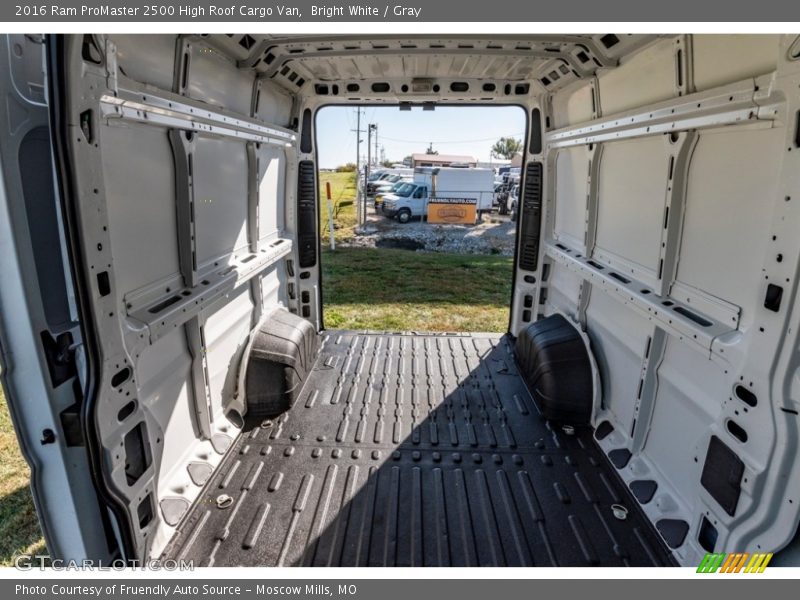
341;202;517;256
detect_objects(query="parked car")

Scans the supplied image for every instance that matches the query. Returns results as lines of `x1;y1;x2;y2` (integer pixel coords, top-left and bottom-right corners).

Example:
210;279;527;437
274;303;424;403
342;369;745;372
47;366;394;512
367;173;404;196
374;177;412;207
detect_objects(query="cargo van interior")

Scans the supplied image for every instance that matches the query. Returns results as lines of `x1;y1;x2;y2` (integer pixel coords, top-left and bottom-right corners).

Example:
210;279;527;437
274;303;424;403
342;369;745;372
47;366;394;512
1;33;800;567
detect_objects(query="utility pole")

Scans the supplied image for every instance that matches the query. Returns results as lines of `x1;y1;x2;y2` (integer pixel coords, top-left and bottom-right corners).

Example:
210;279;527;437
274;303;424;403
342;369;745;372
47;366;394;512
374;123;379;166
355;109;361;224
366;123;375;224
350;108;365;224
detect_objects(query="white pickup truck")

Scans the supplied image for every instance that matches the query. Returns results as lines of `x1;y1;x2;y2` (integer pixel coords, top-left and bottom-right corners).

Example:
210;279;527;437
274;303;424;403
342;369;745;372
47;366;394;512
381;167;496;223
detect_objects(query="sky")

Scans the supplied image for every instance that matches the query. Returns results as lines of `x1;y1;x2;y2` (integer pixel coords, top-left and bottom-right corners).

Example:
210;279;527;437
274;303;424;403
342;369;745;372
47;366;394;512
315;106;527;169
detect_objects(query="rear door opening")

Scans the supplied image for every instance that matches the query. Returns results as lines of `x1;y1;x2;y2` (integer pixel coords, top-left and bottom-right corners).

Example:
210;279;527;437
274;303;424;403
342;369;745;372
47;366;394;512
315;105;525;334
1;33;800;568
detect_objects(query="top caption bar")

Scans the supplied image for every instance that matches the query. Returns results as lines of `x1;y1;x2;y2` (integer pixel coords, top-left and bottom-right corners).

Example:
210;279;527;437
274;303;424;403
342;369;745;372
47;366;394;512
3;0;799;22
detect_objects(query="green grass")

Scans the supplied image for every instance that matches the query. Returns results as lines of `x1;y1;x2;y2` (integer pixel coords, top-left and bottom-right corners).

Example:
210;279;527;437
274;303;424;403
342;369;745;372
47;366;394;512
0;387;46;566
319;171;359;244
322;247;513;332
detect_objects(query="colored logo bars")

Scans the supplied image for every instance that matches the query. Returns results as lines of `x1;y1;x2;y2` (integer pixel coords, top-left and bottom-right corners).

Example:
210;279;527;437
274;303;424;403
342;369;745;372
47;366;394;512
697;552;773;573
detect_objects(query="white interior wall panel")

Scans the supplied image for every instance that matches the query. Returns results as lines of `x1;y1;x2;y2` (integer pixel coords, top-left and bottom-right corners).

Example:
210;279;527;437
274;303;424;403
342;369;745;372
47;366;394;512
258;147;287;241
544;264;583;320
101;124;180;296
256;82;294;128
136;328;196;486
585;291;652;437
110;34;177;90
553;145;590;251
594;136;668;287
597;38;678;116
186;43;254;115
644;339;727;506
203;286;255;421
693;34;779;92
551;80;594;129
192;137;251;266
673;126;784;328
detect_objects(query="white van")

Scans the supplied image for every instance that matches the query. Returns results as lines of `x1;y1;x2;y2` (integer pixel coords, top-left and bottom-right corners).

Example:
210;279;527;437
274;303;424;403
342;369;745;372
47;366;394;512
1;33;800;568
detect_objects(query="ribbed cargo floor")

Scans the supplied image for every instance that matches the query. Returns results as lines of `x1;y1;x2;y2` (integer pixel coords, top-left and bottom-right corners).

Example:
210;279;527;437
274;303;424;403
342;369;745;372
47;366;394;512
162;331;673;567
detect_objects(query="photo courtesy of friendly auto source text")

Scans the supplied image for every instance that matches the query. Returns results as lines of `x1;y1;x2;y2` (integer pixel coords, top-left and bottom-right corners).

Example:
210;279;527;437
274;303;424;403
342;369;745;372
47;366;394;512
16;584;339;595
0;0;799;595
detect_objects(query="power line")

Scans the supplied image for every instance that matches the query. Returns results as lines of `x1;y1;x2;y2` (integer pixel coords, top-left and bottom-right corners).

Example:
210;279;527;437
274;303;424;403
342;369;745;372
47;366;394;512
378;132;526;145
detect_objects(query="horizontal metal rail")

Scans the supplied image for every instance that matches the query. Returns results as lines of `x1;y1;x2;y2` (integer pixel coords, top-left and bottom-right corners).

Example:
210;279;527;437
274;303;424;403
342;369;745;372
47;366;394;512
126;237;293;345
544;242;739;356
99;84;296;147
547;80;781;148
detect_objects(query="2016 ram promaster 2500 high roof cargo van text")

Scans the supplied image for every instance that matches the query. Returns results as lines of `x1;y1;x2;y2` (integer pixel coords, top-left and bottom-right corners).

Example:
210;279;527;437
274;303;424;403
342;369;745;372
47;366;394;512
1;33;800;568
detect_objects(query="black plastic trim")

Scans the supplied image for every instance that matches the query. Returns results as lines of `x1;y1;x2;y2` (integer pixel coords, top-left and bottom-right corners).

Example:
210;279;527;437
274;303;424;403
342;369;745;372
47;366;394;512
518;162;543;272
297;160;318;269
529;108;542;154
300;108;313;153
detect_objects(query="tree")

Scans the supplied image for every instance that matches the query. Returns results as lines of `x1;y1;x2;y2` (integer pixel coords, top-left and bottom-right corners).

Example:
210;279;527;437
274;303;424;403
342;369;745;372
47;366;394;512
381;159;394;168
491;137;523;160
425;143;438;155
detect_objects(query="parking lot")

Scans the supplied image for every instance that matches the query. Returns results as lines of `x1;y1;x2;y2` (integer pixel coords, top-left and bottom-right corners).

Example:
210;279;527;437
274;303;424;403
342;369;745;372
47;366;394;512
349;201;517;255
318;170;518;256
